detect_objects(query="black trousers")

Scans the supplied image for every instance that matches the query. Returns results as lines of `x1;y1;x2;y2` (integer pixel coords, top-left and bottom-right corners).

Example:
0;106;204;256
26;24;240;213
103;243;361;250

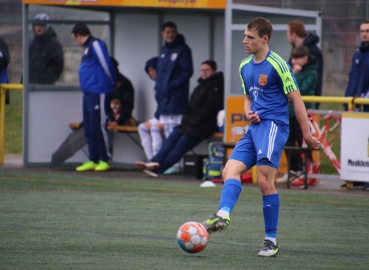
285;117;303;171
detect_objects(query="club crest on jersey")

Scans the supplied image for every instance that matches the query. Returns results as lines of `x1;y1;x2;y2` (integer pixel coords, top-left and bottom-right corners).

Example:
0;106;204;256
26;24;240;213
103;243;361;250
259;74;267;86
171;53;178;61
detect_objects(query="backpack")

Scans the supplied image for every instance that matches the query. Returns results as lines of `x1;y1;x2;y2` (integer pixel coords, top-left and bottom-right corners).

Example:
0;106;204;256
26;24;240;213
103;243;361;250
202;142;224;180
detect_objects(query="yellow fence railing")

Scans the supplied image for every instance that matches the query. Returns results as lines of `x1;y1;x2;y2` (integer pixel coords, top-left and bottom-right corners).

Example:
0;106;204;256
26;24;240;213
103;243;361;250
0;84;23;164
2;83;369;165
301;96;369;110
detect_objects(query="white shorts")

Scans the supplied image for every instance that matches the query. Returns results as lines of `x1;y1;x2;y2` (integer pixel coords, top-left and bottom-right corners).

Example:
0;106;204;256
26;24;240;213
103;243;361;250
148;117;159;125
159;115;183;125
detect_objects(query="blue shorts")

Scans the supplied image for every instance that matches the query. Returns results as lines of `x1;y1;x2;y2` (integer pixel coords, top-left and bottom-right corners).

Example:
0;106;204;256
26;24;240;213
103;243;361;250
229;120;288;170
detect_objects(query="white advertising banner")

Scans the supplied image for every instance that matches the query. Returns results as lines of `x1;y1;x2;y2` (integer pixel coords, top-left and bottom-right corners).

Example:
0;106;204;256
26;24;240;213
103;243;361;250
341;112;369;182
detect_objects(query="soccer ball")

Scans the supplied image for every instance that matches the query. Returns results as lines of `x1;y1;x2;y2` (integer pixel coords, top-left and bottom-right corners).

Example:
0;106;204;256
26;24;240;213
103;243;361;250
177;221;209;253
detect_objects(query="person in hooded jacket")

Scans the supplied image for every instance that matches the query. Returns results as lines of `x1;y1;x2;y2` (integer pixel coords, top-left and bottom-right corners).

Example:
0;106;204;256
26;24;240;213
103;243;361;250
29;13;64;84
108;57;136;126
287;20;323;109
134;60;224;177
277;45;318;186
137;57;166;161
155;21;193;140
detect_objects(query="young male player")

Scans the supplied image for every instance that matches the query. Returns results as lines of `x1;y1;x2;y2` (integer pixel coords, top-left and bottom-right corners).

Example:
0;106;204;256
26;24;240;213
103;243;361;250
202;17;320;257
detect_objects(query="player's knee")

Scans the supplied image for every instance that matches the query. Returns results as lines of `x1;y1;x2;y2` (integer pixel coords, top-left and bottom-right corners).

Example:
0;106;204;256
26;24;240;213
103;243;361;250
258;178;276;195
222;163;244;180
140;121;151;130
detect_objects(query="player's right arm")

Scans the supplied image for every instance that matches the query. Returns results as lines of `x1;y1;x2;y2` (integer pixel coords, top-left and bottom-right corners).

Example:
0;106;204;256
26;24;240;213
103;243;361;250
244;95;260;123
240;57;259;123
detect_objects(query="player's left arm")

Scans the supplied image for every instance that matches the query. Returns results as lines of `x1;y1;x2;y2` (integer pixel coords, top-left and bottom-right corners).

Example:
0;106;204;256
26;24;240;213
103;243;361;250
270;54;319;148
92;40;117;86
287;90;320;149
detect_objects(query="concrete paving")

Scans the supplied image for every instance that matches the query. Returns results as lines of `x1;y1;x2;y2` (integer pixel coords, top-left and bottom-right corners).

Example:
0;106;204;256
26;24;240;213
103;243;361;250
2;155;369;197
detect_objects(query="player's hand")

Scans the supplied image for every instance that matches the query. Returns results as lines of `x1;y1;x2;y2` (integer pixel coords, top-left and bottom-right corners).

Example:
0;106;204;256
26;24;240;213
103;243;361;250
246;110;261;123
304;135;320;149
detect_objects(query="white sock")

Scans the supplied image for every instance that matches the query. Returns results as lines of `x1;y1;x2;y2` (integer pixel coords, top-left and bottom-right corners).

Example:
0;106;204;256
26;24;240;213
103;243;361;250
216;210;230;217
151;126;163;157
265;237;277;245
138;124;153;160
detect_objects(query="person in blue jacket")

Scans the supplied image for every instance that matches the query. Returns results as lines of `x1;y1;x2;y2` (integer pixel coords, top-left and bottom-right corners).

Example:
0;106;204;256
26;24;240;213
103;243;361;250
71;23;117;172
155;21;193;139
343;20;369;190
154;21;194;174
344;20;369;112
0;37;10;104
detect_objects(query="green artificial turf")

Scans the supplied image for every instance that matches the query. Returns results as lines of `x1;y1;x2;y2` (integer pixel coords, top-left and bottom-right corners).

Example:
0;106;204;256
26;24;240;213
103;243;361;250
1;171;368;269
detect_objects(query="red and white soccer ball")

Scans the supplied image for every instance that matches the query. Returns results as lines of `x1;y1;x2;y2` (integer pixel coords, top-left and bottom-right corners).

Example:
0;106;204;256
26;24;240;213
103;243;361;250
177;221;209;253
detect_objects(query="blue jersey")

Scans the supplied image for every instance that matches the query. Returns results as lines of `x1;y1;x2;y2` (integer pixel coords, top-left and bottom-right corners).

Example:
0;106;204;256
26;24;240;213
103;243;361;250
239;50;298;129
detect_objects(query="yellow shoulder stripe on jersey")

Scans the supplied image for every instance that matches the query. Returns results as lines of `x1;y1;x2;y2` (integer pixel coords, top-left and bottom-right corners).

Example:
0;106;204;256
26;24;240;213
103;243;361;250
239;56;252;94
267;52;298;95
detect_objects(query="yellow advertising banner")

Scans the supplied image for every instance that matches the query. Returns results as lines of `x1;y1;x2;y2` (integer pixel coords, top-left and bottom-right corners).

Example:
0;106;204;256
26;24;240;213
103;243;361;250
225;96;288;179
22;0;226;9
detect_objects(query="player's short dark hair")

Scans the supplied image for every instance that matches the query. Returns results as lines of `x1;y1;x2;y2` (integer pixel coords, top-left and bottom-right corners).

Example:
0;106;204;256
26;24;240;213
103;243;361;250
162;21;177;31
201;60;217;71
291;45;309;59
247;17;273;41
362;20;369;24
288;20;307;38
71;23;91;36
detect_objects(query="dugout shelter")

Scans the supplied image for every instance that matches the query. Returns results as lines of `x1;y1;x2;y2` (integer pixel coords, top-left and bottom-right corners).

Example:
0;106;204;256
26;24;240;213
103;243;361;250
21;0;321;167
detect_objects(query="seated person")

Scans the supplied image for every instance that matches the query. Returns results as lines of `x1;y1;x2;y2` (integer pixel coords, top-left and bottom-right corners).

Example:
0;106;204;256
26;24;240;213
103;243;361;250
135;60;224;177
137;57;164;160
108;57;137;126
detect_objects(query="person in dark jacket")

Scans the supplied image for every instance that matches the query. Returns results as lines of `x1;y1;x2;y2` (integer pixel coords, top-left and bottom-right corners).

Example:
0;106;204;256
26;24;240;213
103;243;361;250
138;57;166;161
0;37;10;104
287;20;323;109
29;13;64;84
134;60;224;177
155;21;193;139
277;45;318;185
344;20;369;110
108;57;136;126
72;23;117;172
342;20;369;190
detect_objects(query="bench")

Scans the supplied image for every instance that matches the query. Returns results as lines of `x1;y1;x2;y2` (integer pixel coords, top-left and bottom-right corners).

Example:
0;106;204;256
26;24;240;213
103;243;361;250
69;123;138;132
69;123;142;148
69;123;224;154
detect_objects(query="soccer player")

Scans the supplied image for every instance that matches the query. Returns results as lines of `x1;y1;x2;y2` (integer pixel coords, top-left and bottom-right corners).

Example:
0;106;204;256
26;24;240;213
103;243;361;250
202;17;320;257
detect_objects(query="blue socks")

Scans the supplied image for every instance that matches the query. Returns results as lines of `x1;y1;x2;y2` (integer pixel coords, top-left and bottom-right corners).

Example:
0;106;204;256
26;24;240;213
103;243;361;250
262;193;280;239
218;179;242;213
217;180;279;240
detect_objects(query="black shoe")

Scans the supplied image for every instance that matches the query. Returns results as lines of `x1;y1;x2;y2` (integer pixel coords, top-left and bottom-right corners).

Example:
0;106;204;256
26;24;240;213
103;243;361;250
202;214;230;234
